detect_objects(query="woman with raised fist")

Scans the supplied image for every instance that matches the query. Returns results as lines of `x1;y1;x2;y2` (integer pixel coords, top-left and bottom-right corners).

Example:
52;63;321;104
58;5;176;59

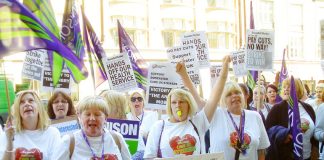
143;56;230;159
0;90;62;160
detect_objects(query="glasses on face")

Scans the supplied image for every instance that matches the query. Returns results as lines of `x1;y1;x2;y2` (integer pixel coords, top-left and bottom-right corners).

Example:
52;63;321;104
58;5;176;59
53;100;68;104
131;97;143;102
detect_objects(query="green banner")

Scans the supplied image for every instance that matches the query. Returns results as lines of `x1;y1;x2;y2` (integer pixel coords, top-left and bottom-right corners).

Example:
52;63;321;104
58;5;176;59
0;78;15;114
125;139;139;155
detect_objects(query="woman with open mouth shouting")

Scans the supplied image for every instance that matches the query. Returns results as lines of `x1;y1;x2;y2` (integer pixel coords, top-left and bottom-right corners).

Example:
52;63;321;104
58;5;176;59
47;90;76;120
56;96;130;160
143;55;230;159
0;90;63;160
127;90;158;144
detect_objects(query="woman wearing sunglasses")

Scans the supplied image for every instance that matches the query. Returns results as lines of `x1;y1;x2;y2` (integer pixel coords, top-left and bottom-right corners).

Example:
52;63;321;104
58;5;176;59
127;91;158;144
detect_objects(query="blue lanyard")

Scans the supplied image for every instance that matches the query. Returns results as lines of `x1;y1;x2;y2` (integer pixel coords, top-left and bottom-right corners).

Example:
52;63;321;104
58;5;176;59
227;110;245;144
81;130;105;160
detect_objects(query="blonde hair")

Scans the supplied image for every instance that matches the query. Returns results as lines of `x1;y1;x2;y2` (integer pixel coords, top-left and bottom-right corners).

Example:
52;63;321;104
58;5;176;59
166;89;198;119
100;90;127;119
128;90;145;114
12;90;50;133
281;77;305;100
220;81;245;108
77;96;109;117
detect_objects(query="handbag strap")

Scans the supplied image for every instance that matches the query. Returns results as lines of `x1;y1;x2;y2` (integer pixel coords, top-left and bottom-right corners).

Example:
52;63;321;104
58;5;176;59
189;120;201;154
157;120;165;158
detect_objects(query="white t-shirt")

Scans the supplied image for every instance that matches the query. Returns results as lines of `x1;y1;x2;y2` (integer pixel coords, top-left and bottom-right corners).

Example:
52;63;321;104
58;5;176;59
144;110;210;158
209;108;270;160
305;98;320;112
126;110;158;137
56;130;127;160
260;103;272;119
298;104;315;159
0;126;62;160
0;125;2;133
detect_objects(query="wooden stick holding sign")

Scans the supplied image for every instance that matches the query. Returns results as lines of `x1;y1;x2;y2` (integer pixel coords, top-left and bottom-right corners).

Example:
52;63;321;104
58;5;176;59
257;71;261;111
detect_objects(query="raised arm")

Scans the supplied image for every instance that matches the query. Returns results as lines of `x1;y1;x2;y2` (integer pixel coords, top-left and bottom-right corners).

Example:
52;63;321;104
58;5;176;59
176;61;206;109
204;55;230;122
2;118;15;160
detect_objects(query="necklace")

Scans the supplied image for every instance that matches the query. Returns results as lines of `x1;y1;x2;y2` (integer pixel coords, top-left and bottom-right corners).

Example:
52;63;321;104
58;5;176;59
81;130;105;160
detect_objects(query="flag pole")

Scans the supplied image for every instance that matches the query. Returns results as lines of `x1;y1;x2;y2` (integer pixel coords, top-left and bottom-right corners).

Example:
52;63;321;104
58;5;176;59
257;70;261;111
0;59;11;117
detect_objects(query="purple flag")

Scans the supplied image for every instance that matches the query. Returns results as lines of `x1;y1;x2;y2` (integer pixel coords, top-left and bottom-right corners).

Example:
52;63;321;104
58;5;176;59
81;7;108;88
276;49;288;102
61;0;85;59
0;0;88;83
247;0;258;90
117;20;148;91
287;76;303;159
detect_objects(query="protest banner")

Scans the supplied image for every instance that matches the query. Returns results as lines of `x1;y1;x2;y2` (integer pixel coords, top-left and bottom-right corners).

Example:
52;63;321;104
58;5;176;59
246;29;274;70
103;53;137;92
231;50;248;77
51;116;80;136
146;63;181;110
106;119;140;155
210;64;222;87
181;31;210;68
22;50;46;81
167;45;201;85
154;152;224;160
41;53;71;92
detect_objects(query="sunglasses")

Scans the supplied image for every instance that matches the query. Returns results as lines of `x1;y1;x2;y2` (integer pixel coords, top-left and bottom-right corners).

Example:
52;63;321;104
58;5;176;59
131;97;143;102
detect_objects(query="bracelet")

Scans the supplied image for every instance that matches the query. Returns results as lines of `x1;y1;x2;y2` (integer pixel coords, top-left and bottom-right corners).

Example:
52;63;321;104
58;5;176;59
6;150;14;153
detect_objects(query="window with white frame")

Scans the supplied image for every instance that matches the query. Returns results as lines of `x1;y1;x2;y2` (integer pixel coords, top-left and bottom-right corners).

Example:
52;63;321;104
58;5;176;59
162;31;186;47
256;0;274;29
288;4;303;59
110;29;148;48
110;15;148;48
206;21;236;49
161;18;193;47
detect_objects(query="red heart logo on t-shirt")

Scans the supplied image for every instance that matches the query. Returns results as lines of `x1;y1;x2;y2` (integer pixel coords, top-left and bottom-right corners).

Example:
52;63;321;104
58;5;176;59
15;147;43;160
90;154;118;160
169;134;197;155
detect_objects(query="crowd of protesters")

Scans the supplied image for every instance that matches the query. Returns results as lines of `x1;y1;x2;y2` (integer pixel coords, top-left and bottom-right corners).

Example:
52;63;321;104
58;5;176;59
0;55;323;160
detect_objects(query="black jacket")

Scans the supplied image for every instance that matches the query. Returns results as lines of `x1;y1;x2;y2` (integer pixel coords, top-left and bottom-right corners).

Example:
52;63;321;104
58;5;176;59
265;100;318;160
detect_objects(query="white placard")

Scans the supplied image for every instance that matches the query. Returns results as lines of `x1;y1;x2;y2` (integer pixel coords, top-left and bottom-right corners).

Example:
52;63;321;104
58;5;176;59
167;45;201;85
41;53;71;92
22;50;46;81
231;50;248;77
181;31;210;68
246;29;274;70
51;116;80;136
146;63;181;110
103;53;137;92
210;64;222;87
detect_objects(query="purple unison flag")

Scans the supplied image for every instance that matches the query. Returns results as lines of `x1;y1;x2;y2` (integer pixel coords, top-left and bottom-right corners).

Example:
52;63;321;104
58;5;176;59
117;20;148;91
106;118;140;139
0;0;88;83
276;49;288;102
247;0;258;90
287;76;303;159
61;0;85;59
81;7;107;88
